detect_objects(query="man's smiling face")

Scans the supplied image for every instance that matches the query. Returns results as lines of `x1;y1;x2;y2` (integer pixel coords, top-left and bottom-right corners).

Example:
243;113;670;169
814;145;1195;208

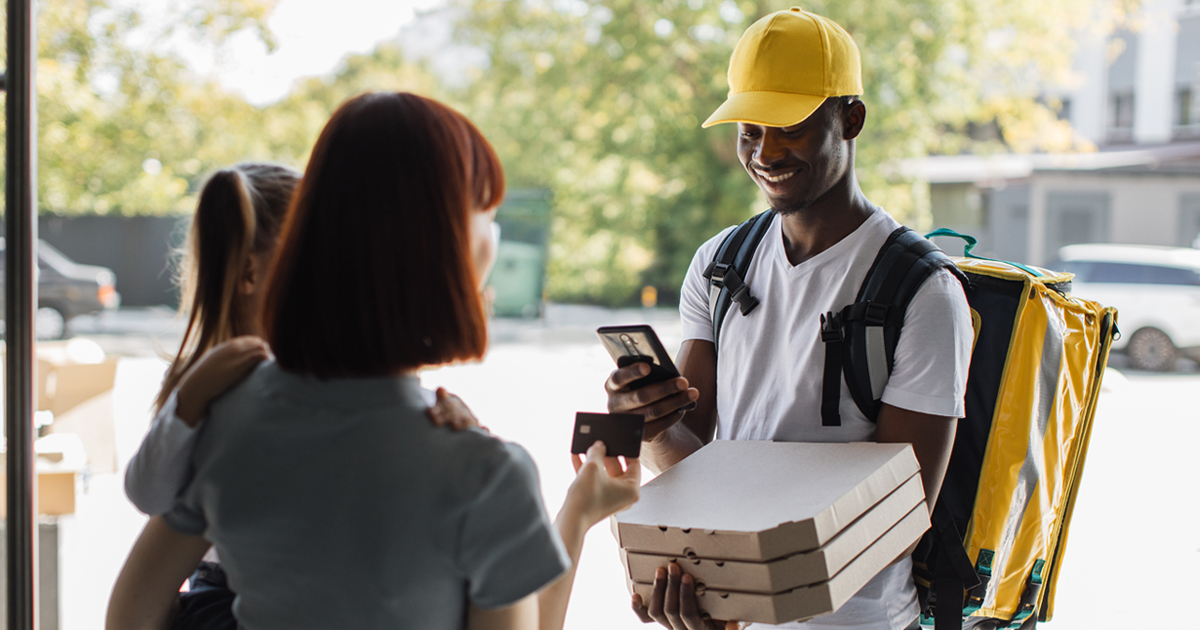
736;97;853;215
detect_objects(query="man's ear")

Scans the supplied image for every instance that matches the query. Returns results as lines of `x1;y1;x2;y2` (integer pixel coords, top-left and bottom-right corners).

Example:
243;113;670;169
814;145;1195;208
843;98;866;141
238;255;258;295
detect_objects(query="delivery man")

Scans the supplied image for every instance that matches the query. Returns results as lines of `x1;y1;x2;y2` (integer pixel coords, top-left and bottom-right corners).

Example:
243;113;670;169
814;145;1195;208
605;8;973;630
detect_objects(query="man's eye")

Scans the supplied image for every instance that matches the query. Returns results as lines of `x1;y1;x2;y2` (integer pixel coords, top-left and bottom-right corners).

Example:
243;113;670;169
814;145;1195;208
739;130;761;139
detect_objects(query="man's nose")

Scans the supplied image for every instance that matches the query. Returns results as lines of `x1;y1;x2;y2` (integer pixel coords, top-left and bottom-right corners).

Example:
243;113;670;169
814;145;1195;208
755;129;786;165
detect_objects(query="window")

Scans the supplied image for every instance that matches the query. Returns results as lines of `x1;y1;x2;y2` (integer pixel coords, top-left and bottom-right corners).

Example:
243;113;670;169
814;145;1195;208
1082;261;1200;285
1109;91;1135;130
1057;98;1072;122
1045;192;1111;262
1181;194;1200;248
1055;260;1094;280
1106;28;1137;141
1177;87;1195;127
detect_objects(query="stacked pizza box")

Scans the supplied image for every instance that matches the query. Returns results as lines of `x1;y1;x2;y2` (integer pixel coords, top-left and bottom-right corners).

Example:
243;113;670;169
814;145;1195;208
614;440;930;625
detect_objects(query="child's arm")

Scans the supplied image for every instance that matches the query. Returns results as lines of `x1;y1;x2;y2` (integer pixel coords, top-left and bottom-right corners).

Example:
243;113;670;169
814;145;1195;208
124;337;269;514
106;516;211;630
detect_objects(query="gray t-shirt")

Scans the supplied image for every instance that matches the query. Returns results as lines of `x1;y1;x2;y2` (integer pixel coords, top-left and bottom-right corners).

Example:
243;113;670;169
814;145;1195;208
163;361;571;630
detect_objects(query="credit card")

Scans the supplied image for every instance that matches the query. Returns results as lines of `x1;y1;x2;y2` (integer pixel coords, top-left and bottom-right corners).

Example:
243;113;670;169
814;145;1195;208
571;412;644;458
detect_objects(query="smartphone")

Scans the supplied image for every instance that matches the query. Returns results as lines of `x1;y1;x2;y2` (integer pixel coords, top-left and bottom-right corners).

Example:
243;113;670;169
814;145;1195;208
571;412;643;458
596;324;697;411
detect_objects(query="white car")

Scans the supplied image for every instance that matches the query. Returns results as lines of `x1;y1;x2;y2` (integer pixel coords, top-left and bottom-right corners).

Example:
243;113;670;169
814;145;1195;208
1053;244;1200;371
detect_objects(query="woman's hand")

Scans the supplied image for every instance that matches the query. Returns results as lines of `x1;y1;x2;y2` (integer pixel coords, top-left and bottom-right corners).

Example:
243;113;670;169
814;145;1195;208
427;387;486;432
175;336;270;427
565;441;640;530
539;443;641;630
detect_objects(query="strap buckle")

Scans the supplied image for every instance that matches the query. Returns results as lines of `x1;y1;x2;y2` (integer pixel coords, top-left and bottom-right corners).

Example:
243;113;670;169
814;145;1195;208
864;302;889;326
705;262;759;315
820;312;843;343
702;261;729;286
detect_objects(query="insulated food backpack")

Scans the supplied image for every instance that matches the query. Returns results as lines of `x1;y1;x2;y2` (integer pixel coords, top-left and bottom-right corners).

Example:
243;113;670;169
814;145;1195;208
704;212;1118;630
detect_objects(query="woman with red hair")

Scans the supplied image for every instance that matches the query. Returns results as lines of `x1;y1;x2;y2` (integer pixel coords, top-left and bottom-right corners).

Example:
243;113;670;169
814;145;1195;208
106;92;639;630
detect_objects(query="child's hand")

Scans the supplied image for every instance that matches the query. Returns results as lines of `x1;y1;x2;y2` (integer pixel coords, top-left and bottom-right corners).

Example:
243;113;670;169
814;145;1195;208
175;336;270;427
565;441;640;530
426;387;487;432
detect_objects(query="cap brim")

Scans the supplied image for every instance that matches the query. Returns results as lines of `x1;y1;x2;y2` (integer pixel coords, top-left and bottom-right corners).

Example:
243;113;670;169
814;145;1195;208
701;90;827;128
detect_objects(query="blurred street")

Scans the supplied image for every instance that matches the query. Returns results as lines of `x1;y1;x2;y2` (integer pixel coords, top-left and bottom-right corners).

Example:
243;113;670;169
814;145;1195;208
53;306;1199;630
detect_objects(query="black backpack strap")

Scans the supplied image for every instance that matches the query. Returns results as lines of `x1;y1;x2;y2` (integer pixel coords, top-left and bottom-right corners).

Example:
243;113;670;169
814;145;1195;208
930;503;982;630
820;311;846;426
820;227;968;425
704;210;773;352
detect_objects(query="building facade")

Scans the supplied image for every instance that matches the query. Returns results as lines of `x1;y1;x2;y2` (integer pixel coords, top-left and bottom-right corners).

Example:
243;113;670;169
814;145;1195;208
912;0;1200;266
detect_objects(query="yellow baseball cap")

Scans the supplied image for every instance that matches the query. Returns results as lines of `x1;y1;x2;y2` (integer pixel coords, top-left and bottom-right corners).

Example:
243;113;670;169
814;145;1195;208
702;7;862;128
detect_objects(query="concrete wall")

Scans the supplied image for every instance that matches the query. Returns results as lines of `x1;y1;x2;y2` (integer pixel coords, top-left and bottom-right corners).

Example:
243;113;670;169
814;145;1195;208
1027;173;1200;264
987;183;1033;262
1134;0;1180;143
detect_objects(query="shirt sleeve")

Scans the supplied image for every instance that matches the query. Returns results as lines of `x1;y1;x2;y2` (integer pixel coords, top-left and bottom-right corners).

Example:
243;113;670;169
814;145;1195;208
458;442;570;609
124;389;201;515
161;491;207;536
680;226;737;343
880;269;973;417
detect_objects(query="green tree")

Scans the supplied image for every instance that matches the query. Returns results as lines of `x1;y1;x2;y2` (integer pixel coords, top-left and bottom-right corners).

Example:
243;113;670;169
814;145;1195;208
446;0;1134;306
2;0;279;215
260;42;445;166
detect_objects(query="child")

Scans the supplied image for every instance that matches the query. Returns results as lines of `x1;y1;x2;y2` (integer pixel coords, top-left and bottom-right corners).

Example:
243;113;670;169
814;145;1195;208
125;163;298;514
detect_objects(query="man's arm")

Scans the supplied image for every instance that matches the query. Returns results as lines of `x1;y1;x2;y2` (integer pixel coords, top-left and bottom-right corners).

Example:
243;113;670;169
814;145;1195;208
875;403;958;512
606;339;715;474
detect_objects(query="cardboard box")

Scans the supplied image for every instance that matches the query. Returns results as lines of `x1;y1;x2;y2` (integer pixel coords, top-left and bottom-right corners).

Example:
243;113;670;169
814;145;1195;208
44;390;117;474
35;341;118;416
0;433;86;518
615;441;920;561
623;472;925;592
630;504;931;625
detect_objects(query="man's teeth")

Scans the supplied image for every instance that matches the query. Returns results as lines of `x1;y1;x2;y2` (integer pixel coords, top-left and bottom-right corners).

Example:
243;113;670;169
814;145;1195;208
761;172;794;183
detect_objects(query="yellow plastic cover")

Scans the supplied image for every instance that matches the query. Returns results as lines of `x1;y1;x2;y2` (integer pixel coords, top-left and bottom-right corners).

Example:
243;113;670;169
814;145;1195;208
952;258;1116;622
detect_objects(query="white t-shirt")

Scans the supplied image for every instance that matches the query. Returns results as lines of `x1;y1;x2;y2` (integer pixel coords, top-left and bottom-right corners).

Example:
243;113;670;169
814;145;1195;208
679;210;973;630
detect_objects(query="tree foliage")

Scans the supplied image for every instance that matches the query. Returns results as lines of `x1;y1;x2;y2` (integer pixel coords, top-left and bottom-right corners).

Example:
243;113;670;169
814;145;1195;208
2;0;276;215
444;0;1130;305
5;0;1136;306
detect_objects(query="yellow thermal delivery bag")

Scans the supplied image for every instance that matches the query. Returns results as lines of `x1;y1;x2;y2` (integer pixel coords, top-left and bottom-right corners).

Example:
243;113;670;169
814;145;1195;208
909;242;1117;630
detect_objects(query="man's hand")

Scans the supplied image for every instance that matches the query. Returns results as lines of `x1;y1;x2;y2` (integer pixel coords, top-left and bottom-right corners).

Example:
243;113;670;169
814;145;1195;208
605;364;700;443
175;336;270;427
631;562;741;630
426;387;486;432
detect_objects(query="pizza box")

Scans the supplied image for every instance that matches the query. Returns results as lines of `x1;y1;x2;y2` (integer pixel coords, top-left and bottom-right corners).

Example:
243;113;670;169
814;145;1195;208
615;441;920;561
622;472;925;593
629;503;931;625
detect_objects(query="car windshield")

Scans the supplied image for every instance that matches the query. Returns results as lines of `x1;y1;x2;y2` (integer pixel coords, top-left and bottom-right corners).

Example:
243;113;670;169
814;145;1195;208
1064;260;1200;286
36;240;80;272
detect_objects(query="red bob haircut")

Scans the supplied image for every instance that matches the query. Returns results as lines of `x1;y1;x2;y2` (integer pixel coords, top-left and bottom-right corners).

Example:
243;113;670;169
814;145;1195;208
261;92;505;378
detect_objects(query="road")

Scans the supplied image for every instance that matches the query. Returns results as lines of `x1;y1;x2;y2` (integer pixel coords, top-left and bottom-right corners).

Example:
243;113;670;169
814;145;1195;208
52;306;1199;629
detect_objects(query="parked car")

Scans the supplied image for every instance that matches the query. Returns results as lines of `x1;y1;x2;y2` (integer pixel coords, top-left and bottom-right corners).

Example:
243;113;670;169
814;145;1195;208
1052;244;1200;371
0;239;120;339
